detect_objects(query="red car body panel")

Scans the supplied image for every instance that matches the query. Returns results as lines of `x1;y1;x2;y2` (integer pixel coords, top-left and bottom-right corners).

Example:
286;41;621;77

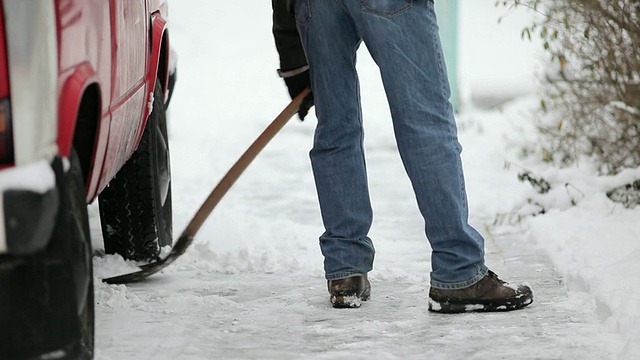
54;0;170;202
0;6;8;99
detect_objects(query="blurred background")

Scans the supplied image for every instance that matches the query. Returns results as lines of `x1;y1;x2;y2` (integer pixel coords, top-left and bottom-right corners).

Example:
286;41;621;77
453;0;543;110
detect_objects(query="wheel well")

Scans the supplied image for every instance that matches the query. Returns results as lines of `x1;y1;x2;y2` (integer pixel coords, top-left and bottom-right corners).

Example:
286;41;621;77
158;34;168;92
72;84;100;184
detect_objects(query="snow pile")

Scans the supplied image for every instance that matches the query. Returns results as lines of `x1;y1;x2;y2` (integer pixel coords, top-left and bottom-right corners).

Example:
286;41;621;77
457;97;640;359
522;169;640;358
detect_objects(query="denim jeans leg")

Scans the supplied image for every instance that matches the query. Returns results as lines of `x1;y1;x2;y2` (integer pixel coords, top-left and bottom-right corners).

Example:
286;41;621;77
347;0;488;289
294;0;375;280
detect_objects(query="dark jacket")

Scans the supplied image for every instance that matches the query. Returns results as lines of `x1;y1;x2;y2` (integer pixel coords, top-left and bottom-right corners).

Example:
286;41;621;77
272;0;307;72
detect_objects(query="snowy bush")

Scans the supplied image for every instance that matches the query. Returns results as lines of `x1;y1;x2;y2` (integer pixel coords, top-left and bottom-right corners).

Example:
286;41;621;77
498;0;640;174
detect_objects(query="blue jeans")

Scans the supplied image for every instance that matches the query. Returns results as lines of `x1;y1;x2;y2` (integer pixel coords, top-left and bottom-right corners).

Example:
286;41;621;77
294;0;488;289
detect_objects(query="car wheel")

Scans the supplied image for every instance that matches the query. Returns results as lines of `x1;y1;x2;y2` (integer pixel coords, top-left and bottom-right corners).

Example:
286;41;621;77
0;149;94;359
165;70;177;110
98;80;173;261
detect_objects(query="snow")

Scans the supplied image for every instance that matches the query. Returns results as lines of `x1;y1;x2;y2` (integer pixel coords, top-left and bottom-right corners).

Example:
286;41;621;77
0;159;56;252
0;159;56;194
332;295;361;309
91;1;639;359
40;350;67;360
147;90;154;115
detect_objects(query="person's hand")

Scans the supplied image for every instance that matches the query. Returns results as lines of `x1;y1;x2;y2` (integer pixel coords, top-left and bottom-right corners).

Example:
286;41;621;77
284;70;314;120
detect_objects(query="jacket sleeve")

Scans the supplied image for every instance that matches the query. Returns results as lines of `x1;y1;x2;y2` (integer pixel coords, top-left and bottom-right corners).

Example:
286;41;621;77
272;0;308;73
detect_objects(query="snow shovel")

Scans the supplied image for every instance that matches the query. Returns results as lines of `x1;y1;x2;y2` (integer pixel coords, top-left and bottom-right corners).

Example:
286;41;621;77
103;88;312;284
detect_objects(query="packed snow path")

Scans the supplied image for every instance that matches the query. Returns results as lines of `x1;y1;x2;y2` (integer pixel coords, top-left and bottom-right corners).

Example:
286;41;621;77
91;1;629;358
93;221;623;359
91;102;624;358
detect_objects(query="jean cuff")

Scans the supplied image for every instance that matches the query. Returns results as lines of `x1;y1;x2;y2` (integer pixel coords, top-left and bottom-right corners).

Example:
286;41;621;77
325;272;366;281
430;265;489;290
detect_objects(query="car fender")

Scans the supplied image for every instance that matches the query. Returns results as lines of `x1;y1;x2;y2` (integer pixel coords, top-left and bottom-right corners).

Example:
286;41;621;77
133;13;167;146
145;14;167;118
57;62;109;201
57;63;101;158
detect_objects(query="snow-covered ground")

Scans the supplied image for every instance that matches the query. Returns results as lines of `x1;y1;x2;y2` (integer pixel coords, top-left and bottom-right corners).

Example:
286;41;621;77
92;1;640;359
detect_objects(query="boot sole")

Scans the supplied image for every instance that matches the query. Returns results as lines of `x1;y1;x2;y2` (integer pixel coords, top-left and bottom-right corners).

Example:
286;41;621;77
428;294;533;313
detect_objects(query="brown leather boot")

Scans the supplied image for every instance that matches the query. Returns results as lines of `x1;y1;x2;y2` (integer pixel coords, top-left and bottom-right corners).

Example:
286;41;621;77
327;274;371;308
428;270;533;313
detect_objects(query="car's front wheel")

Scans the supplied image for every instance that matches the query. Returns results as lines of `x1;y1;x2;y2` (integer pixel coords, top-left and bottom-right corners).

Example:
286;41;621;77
98;80;173;261
0;149;94;359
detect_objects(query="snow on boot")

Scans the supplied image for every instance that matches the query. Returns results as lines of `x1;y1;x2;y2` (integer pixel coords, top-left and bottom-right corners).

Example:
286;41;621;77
328;274;371;309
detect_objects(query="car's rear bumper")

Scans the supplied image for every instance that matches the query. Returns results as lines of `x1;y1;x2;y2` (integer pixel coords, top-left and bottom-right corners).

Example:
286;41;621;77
0;158;60;255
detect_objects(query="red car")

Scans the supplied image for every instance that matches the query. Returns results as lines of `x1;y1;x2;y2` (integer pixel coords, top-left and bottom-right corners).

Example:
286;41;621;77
0;0;176;358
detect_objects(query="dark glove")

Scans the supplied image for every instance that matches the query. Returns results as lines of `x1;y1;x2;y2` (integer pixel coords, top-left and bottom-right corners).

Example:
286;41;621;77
284;70;314;121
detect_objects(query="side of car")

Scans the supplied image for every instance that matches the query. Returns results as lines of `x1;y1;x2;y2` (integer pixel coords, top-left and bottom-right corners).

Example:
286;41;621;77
0;0;175;358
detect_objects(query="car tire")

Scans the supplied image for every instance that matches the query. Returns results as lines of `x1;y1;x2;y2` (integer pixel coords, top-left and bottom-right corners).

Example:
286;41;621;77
165;70;177;110
0;149;95;359
98;80;173;261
